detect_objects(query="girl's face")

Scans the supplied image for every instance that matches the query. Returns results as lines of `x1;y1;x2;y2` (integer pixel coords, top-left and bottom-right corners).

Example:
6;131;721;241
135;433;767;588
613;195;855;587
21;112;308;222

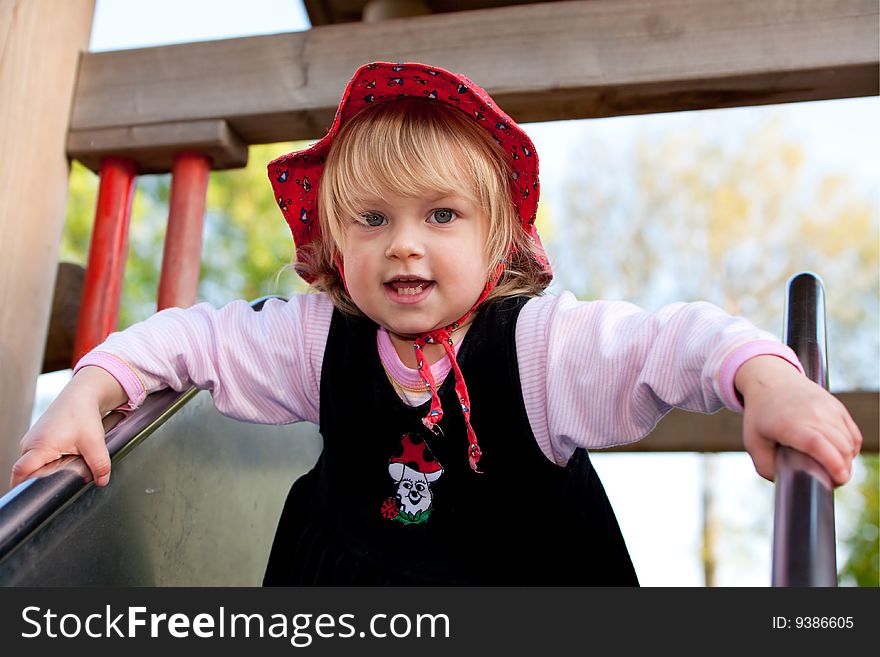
340;190;490;338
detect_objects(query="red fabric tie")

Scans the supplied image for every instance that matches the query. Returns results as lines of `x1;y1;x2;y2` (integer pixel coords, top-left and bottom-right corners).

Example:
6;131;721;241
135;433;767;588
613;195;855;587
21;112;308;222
409;260;505;473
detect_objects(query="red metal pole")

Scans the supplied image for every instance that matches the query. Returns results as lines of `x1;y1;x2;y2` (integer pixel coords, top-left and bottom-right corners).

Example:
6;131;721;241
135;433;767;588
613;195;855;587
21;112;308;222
72;157;137;365
157;151;211;310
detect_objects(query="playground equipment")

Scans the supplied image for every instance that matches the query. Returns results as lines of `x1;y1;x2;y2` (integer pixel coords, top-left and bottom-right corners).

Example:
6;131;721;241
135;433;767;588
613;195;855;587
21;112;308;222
772;273;837;586
1;0;876;586
0;276;841;586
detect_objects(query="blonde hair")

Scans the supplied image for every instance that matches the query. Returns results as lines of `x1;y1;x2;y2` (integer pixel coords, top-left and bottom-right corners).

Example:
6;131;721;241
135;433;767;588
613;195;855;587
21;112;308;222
297;97;550;316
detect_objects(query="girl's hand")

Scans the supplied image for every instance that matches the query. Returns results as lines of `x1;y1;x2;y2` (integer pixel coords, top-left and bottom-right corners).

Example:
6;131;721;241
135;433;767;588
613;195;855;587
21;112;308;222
735;355;862;486
10;367;127;489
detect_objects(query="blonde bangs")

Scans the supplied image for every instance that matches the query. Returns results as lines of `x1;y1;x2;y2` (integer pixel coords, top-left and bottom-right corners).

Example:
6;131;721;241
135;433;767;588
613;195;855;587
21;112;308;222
321;98;511;250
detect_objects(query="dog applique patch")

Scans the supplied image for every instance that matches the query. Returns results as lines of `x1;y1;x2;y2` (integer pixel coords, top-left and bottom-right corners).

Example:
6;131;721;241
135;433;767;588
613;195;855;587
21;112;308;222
380;433;443;525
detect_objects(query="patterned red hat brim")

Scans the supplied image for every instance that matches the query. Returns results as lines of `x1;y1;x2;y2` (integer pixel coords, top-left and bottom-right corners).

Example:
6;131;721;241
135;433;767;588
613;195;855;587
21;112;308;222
267;61;551;283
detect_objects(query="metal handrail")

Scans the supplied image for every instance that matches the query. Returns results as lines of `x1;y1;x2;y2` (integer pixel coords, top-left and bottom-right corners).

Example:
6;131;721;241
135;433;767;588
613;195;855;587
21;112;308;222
0;386;197;562
771;272;837;586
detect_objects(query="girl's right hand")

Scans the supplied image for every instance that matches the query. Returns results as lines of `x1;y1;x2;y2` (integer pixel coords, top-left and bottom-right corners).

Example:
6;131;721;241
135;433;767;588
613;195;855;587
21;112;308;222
10;366;127;489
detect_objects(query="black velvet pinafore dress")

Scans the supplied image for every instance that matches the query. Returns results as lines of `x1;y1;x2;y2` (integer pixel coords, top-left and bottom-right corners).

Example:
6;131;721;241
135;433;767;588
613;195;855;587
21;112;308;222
263;296;638;585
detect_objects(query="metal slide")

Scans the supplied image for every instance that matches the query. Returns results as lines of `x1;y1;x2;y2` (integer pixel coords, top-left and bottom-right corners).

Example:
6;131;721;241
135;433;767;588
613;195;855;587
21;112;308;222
0;298;323;586
0;386;323;586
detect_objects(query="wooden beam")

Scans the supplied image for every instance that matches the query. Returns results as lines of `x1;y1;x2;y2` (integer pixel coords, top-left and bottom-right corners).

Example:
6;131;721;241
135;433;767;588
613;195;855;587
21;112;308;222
67;120;247;175
606;391;879;453
68;0;879;172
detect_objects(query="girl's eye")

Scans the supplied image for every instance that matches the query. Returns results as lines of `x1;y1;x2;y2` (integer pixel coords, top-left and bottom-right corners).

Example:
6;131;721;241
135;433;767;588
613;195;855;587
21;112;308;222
430;209;455;224
360;212;386;227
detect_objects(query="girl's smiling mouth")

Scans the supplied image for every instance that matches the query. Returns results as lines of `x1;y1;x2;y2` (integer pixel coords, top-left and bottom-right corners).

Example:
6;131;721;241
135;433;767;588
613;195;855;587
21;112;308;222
384;277;435;303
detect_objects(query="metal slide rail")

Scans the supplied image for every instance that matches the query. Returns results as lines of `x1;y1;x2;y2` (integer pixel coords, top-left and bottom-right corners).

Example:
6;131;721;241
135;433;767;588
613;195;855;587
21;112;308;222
0;386;194;562
771;273;837;586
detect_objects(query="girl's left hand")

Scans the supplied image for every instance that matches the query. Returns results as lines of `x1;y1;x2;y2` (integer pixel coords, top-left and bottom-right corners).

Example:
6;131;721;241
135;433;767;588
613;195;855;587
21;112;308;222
735;355;863;486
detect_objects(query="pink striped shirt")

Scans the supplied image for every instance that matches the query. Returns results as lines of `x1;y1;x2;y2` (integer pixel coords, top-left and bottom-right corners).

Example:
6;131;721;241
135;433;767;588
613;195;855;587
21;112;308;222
75;291;802;466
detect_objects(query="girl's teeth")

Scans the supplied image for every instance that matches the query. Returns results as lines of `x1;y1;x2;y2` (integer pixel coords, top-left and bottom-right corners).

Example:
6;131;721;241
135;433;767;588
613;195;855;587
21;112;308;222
398;285;424;295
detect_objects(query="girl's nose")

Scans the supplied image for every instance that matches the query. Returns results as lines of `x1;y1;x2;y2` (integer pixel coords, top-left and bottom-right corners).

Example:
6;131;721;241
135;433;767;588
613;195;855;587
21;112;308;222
384;222;425;260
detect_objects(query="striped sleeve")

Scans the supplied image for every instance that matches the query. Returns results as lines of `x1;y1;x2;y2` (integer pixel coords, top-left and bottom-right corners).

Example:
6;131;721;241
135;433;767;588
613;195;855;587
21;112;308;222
74;293;334;425
516;291;803;465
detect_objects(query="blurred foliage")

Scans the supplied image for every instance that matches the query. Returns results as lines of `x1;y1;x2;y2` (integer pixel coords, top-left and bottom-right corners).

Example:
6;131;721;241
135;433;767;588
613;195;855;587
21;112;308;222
551;117;878;390
840;455;880;587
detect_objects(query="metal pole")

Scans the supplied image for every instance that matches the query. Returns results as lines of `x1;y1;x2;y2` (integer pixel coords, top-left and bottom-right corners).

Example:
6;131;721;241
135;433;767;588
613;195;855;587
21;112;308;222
771;272;837;586
72;157;137;365
157;151;211;310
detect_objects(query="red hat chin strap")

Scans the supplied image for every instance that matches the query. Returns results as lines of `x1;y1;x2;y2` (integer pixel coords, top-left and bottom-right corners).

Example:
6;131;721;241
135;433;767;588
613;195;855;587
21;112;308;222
414;334;483;472
411;260;506;473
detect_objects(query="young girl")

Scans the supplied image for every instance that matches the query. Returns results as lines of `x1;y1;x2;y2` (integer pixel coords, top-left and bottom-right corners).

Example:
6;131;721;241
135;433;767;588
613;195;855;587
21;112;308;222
12;62;862;585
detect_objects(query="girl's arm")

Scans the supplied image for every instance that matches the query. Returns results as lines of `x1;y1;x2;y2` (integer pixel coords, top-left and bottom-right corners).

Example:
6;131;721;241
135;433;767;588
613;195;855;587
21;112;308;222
517;291;860;483
74;294;332;424
11;294;332;487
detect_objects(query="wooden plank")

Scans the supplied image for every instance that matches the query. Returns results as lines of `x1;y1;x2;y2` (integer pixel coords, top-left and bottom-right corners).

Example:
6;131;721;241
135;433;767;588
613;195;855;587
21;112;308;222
605;391;879;453
68;0;879;171
67;120;247;174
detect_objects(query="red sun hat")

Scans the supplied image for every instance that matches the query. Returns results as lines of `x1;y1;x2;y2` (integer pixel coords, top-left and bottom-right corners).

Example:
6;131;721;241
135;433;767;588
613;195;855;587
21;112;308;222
267;61;551;283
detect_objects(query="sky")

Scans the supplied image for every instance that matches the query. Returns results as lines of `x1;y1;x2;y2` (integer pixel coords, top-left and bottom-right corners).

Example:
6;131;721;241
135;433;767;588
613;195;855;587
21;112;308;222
32;0;877;587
